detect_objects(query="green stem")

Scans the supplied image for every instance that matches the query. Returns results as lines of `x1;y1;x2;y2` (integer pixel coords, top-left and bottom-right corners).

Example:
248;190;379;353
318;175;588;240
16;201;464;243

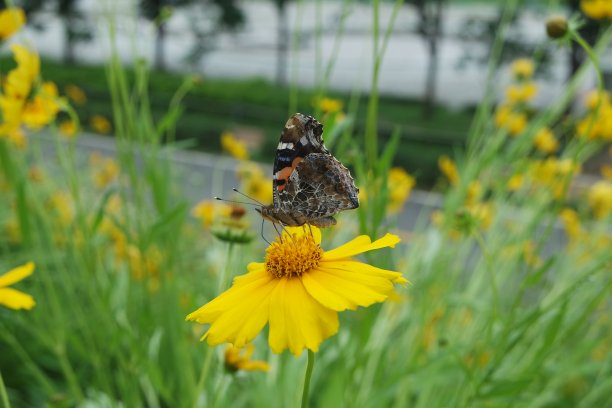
192;346;214;408
300;350;315;408
218;243;235;293
0;370;10;408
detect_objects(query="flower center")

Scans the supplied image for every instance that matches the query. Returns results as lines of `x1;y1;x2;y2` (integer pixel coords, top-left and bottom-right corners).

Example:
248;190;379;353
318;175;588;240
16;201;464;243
265;233;322;278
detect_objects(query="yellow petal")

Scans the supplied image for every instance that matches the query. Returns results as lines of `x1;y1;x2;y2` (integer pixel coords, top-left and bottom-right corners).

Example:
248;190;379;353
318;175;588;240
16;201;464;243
0;287;35;310
200;278;278;347
268;278;338;356
323;233;401;261
240;360;270;372
302;266;389;311
0;262;34;288
186;268;272;322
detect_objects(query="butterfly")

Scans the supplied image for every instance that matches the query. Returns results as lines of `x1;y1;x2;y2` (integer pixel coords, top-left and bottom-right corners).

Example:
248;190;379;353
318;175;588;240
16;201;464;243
256;113;359;227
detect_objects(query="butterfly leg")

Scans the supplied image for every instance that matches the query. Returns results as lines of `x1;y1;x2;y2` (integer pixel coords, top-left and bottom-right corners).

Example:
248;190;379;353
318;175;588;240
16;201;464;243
260;217;271;245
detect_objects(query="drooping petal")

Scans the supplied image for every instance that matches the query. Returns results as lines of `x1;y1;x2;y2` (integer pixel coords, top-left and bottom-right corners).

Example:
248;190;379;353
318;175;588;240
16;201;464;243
323;233;401;261
0;262;34;288
186;268;271;322
268;278;338;356
200;278;279;348
0;288;35;310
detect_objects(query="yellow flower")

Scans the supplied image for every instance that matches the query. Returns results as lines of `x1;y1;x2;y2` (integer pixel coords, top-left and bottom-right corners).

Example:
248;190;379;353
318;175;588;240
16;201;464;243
588;180;612;219
22;82;62;129
0;8;26;41
64;84;87;105
584;89;610;110
316;97;344;114
387;167;415;213
438;155;459;186
187;226;406;356
601;164;612;180
581;0;612;19
511;59;535;79
191;200;231;228
236;162;273;205
465;180;482;206
559;208;583;242
221;131;249;160
0;262;36;310
224;344;270;373
90;115;112;134
495;106;528;136
533;127;559;154
507;174;524;192
506;82;538;104
93;157;119;188
59;119;78;138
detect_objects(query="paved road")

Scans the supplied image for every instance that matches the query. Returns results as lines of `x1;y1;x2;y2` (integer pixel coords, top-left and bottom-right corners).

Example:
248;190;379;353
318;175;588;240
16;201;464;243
37;132;440;234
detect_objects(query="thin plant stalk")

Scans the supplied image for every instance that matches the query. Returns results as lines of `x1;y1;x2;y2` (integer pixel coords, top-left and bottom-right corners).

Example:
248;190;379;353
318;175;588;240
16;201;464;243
301;350;315;408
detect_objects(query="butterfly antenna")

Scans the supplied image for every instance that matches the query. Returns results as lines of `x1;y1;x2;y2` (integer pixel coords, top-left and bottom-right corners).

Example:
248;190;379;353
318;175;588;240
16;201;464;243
214;197;260;207
232;188;266;206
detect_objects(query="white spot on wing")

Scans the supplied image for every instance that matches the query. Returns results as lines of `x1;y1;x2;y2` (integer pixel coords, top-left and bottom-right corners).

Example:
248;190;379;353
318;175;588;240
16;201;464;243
277;142;294;150
299;135;308;145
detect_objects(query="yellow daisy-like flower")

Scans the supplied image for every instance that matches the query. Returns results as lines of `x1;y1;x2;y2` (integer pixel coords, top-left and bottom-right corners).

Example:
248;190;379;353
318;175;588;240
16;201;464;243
187;227;407;356
0;8;26;41
387;167;416;213
224;344;270;373
316;97;344;114
59;119;78;138
221;131;249;160
581;0;612;19
533;127;559;154
510;59;535;79
90;114;112;134
0;262;36;310
64;84;87;105
191;199;232;228
588;180;612;219
438;155;459;186
506;82;538;104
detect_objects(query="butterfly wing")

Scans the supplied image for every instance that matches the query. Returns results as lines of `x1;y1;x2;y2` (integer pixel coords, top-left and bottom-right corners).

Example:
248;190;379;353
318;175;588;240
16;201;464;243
278;153;359;221
272;113;328;207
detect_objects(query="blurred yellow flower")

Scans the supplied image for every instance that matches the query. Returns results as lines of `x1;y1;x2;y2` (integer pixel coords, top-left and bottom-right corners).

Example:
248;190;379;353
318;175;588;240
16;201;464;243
47;192;74;225
465;180;482;206
0;262;35;310
64;84;87;105
601;164;612;180
584;89;610;110
507;174;524;192
224;344;270;373
588;180;612;219
192;199;232;228
533;127;558;154
581;0;612;19
90;115;112;134
511;59;535;79
317;97;344;114
387;167;416;213
0;8;25;41
221;131;249;160
59;119;78;138
28;166;45;183
506;82;538;104
559;208;583;242
236;162;273;205
438;155;459;186
495;106;528;136
22;82;62;129
93;156;119;188
187;226;406;356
